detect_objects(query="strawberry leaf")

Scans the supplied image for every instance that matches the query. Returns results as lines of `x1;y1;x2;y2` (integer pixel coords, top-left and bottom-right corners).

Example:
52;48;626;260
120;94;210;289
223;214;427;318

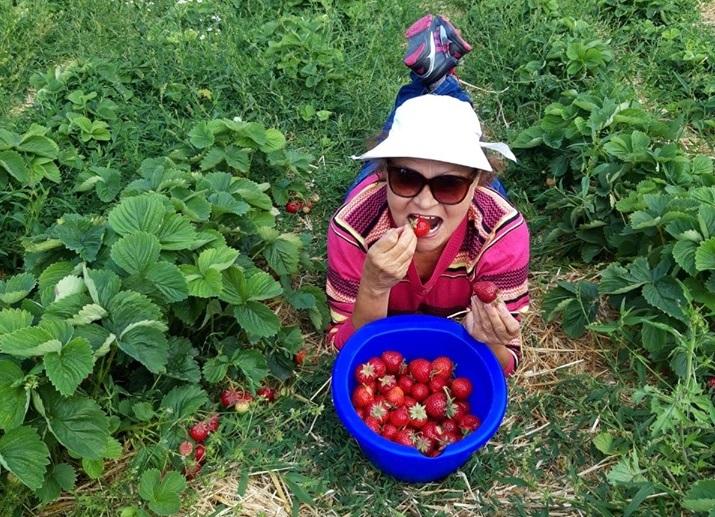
145;262;189;303
110;232;161;275
156;213;197;251
117;324;168;374
0;308;34;334
682;479;715;513
165;337;201;383
695;237;715;271
642;278;687;323
232;349;268;389
262;233;302;275
0;272;36;305
36;463;76;503
180;265;223;298
197;246;239;274
188;122;214;149
0;359;29;430
43;338;95;397
0;327;62;357
107;194;165;236
233;301;280;340
0;426;50;490
139;468;186;516
51;214;105;262
0;150;29;183
160;384;208;420
44;393;110;460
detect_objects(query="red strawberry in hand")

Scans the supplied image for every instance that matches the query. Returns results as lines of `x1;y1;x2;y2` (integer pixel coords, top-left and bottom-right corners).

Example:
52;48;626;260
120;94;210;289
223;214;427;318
473;281;499;303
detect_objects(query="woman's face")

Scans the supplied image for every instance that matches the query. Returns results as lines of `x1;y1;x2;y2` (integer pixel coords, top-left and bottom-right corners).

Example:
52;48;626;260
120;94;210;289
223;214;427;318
385;157;478;254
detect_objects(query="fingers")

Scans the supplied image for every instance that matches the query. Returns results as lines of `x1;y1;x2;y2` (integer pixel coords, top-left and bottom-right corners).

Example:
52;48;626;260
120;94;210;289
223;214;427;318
495;301;521;336
469;296;520;346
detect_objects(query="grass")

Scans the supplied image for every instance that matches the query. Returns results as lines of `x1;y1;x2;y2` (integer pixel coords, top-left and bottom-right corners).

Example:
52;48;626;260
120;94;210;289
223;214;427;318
1;0;713;515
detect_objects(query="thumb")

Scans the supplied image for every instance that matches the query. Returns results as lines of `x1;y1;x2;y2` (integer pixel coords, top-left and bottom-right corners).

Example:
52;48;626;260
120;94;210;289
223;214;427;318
375;228;399;250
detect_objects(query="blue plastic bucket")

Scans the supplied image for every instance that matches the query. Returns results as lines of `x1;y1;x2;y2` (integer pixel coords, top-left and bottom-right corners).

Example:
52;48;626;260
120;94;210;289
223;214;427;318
331;314;508;483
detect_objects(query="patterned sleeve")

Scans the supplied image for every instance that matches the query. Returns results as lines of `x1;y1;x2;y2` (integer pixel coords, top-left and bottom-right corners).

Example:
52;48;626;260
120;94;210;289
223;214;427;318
474;216;530;373
325;217;366;349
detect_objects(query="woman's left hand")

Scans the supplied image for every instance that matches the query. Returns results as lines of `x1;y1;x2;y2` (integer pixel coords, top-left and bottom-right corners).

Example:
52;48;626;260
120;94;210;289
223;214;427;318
462;295;520;346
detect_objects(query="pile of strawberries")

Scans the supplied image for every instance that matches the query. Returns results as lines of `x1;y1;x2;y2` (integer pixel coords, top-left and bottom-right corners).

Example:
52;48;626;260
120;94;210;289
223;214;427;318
351;351;479;457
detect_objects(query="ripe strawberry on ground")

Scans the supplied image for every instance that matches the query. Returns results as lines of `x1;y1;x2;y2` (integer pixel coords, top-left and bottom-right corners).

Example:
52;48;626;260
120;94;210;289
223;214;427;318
385;386;405;408
220;389;240;409
424;392;456;420
355;362;377;384
285;200;302;213
194;444;206;463
413;217;430;238
430;356;454;380
381;350;404;374
352;385;374;408
257;386;277;402
410;383;430;402
294;349;307;366
408;358;431;383
184;463;202;480
451;378;473;400
207;414;220;433
473;280;498;303
179;441;193;457
189;422;210;443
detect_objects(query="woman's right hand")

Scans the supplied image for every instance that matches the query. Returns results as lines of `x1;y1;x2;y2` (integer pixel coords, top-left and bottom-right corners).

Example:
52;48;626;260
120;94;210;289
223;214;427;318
362;225;417;294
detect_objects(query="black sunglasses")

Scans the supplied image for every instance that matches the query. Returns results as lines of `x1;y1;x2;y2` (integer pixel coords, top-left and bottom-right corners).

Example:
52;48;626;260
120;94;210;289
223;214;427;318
386;164;476;205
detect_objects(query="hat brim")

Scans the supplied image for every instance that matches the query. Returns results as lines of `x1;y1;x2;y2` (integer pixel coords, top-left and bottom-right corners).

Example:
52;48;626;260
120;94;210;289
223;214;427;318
352;138;493;172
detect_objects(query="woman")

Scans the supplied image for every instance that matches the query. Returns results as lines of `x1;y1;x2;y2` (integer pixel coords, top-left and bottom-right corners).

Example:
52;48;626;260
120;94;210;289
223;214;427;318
326;17;530;376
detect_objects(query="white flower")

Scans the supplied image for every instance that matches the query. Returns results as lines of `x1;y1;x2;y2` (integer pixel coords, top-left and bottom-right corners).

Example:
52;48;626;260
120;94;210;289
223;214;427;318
233;116;242;122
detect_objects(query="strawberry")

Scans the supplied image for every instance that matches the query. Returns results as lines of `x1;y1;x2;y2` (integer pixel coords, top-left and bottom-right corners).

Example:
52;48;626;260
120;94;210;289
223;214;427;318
393;429;415;447
381;350;404;374
257;386;277;402
285;200;302;213
368;357;387;378
356;408;365;420
184;462;202;480
410;383;430;402
428;376;448;394
355;362;377;384
451;378;473;400
453;401;470;423
388;406;410;428
397;375;414;393
368;400;390;424
408;403;428;429
382;423;398;440
352;385;374;408
234;392;253;414
414;435;435;455
364;416;381;434
408;358;431;384
179;441;193;457
294;349;307;365
189;422;210;443
404;396;418;409
460;414;480;434
194;444;206;463
424;392;456;420
220;389;239;408
413;217;430;238
472;280;498;303
422;422;444;442
378;374;397;394
385;386;405;407
430;356;453;380
708;377;715;390
442;431;460;445
442;419;459;435
207;414;220;433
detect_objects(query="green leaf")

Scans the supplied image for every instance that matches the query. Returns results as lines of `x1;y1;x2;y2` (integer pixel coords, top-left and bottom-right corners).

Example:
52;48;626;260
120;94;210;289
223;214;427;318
0;150;28;183
199;147;225;170
197;246;239;274
219;267;247;304
593;432;614;455
108;194;166;236
52;214;105;262
180;265;223;298
224;145;250;172
260;128;286;153
672;239;699;276
53;275;85;302
695;237;715;271
642;277;687;323
44;393;110;460
83;268;122;308
139;468;186;516
69;303;108;325
233;301;280;339
145;262;189;303
108;291;163;334
0;327;62;357
691;155;714;177
202;355;229;384
165;337;201;383
92;166;122;202
82;458;104;480
39;262;76;306
623;483;655;517
157;213;197;251
17;135;59;159
683;479;715;512
0;308;34;334
235;178;273;210
263;234;302;275
132;402;155;422
0;272;36;305
37;463;76;503
189;122;215;149
0;426;50;490
117;325;168;374
160;384;208;420
111;232;161;275
43;338;94;397
232;349;268;389
244;270;282;301
0;359;29;430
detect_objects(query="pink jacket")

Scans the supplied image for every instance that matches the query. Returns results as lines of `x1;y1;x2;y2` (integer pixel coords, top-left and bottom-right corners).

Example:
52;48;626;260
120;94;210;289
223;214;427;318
326;174;530;375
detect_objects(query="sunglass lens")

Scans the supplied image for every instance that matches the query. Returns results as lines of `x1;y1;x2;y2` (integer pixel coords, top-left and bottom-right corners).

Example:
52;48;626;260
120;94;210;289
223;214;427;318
431;175;471;204
388;167;424;197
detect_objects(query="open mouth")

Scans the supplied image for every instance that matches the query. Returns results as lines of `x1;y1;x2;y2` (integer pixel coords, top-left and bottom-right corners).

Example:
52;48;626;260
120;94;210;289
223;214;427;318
408;214;443;238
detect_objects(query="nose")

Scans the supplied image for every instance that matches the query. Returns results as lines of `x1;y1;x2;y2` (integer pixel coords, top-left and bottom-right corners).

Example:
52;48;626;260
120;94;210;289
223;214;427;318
411;182;440;210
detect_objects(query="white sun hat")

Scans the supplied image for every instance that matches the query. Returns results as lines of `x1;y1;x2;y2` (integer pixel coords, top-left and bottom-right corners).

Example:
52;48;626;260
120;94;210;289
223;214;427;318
352;94;516;171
